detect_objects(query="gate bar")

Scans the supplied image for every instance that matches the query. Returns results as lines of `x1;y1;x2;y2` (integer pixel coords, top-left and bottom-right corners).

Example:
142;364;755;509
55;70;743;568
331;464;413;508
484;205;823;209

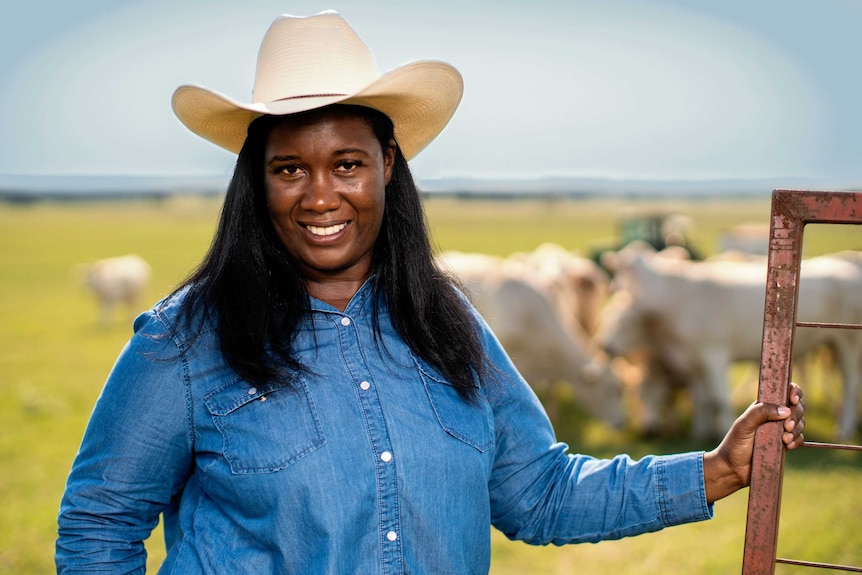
775;558;862;573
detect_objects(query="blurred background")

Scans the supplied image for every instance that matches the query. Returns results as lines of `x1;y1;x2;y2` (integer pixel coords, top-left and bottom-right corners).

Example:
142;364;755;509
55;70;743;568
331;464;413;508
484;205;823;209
1;1;860;573
2;0;862;191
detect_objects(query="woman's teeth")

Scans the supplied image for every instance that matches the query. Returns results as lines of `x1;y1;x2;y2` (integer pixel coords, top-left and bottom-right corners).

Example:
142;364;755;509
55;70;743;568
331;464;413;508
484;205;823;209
306;223;347;236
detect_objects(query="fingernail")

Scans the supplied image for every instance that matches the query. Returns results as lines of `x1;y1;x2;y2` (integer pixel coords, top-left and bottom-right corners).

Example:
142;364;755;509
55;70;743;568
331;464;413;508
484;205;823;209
778;407;790;417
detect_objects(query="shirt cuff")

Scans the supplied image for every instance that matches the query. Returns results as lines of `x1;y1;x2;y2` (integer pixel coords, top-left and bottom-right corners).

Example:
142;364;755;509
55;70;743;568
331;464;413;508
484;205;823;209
654;451;714;528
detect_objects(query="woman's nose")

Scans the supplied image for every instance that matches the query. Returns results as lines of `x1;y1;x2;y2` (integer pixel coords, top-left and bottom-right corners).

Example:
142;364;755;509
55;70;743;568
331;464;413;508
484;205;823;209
301;174;340;212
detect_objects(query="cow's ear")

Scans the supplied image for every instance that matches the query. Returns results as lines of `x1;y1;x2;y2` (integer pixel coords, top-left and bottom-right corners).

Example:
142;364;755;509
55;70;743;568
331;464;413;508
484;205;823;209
657;245;692;261
599;250;618;274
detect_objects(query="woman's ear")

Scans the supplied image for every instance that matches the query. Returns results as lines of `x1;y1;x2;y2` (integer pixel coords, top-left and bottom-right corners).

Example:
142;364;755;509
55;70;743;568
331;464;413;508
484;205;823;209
383;138;397;184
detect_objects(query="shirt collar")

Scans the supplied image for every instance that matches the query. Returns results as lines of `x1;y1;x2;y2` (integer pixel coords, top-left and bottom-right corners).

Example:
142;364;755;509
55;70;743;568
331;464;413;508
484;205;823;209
306;275;378;316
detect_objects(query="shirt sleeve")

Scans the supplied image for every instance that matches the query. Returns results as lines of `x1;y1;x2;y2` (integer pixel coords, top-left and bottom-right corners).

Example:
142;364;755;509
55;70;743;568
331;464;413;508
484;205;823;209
475;309;713;546
55;308;194;574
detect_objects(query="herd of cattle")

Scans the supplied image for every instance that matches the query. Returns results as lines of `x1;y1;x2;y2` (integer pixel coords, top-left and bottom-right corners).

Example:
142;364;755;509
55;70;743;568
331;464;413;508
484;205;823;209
80;241;862;442
438;242;862;442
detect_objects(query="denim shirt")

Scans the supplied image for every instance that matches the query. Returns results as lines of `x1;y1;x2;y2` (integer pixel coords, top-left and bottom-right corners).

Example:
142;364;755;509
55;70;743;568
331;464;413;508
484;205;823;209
56;282;712;574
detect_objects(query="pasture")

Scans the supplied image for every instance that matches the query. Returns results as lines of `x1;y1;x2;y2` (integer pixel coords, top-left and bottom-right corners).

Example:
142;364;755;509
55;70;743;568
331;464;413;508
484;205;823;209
0;194;859;573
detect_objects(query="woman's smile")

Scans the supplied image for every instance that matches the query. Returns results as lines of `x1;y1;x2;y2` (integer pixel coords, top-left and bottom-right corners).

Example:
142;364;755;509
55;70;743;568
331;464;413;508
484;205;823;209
303;221;350;238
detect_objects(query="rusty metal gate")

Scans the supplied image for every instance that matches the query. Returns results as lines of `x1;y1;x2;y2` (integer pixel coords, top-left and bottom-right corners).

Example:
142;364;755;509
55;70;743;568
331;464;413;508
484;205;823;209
742;189;862;574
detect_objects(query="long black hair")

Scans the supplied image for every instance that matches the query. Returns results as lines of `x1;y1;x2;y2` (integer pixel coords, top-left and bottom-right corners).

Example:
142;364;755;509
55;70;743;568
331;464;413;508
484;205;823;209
175;104;487;401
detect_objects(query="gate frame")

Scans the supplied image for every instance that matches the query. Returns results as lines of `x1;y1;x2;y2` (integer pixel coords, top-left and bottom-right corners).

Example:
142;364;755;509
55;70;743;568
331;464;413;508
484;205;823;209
741;189;862;574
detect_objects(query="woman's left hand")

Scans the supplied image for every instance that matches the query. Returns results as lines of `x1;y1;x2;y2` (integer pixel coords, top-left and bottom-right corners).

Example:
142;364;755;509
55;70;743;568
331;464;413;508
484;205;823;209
702;382;805;504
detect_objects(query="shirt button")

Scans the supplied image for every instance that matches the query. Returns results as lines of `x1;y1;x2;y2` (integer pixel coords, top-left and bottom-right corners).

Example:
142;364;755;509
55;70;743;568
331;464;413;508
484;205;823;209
380;451;393;462
386;531;398;542
360;381;371;390
247;387;257;395
340;317;351;326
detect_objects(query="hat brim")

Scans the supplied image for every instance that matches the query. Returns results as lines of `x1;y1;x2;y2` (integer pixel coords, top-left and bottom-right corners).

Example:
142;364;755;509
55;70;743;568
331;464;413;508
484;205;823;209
172;60;463;161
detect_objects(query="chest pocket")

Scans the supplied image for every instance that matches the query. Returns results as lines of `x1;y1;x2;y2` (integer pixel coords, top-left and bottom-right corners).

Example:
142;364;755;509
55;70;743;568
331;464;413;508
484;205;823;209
414;356;494;453
204;376;326;474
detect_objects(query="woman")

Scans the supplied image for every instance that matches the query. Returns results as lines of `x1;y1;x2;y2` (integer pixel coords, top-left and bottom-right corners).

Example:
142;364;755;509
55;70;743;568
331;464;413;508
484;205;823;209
56;11;804;574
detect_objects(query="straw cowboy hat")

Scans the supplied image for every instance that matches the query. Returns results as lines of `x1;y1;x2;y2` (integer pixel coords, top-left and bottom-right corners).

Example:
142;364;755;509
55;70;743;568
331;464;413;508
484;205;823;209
172;10;463;160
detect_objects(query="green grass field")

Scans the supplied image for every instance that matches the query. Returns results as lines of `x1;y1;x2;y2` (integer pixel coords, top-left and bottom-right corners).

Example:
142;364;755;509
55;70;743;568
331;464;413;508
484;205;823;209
1;194;859;574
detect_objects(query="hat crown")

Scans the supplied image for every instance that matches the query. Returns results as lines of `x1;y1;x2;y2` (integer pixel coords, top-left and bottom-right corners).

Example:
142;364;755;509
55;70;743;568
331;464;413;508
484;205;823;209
253;12;380;104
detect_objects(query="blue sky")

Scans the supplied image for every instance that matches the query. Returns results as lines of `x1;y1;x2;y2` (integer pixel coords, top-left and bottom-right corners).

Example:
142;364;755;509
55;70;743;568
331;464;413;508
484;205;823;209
2;0;861;183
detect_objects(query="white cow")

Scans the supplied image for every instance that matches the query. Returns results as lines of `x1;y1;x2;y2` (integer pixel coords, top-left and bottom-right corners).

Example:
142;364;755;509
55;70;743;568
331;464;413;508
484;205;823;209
81;255;152;326
596;248;862;440
436;250;625;428
594;290;691;437
509;243;610;336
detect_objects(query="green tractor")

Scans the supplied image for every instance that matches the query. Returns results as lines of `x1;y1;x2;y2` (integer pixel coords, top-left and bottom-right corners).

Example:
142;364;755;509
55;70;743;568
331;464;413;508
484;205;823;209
590;212;702;271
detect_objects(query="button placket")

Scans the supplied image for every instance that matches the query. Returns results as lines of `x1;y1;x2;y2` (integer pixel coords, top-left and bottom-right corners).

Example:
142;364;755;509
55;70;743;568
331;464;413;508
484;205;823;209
334;308;403;572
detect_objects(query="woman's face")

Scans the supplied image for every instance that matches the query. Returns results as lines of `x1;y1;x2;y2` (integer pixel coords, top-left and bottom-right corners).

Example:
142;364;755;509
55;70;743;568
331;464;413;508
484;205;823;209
264;109;395;286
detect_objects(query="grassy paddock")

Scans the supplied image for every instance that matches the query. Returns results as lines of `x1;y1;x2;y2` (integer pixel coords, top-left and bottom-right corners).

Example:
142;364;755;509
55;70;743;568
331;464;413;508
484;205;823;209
0;194;859;574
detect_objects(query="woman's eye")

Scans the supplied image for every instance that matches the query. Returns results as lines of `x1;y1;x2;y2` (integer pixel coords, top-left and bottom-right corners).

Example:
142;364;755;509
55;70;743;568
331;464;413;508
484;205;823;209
280;164;302;176
337;160;362;172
